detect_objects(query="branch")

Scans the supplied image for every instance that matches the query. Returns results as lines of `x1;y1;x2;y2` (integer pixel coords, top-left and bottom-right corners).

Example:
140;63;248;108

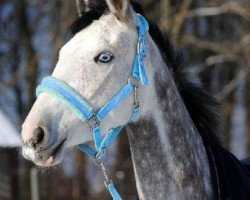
191;54;241;75
182;35;242;55
16;0;39;108
186;1;250;21
171;0;192;41
217;68;249;100
159;0;170;30
205;54;240;66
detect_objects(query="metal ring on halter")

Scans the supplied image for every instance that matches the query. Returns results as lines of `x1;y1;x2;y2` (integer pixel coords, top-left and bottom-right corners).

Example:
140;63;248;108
87;114;100;130
137;40;147;56
94;157;107;166
128;76;140;87
104;179;113;188
94;148;107;165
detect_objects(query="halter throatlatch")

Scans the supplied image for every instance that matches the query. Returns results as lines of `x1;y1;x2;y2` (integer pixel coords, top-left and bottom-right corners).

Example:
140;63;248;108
36;14;149;200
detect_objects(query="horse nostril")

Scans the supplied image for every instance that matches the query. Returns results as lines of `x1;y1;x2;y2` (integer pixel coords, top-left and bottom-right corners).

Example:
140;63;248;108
31;127;45;149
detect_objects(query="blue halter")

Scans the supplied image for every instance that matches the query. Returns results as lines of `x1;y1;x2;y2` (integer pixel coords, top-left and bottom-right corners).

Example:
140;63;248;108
36;14;149;200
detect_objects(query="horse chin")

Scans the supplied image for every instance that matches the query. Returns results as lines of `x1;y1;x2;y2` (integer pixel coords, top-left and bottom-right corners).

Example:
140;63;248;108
35;154;63;167
38;139;67;167
22;138;67;167
35;156;55;167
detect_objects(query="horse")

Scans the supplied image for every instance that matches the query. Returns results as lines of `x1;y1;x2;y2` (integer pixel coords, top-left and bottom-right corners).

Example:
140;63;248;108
21;0;250;199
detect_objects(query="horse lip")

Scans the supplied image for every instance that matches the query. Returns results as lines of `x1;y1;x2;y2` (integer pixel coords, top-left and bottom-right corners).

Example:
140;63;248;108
35;138;67;165
51;138;67;158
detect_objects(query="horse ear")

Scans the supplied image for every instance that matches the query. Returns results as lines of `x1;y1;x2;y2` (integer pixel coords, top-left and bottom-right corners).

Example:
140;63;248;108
106;0;131;21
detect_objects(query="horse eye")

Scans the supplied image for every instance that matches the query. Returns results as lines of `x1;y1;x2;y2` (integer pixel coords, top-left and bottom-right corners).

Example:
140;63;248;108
95;52;113;63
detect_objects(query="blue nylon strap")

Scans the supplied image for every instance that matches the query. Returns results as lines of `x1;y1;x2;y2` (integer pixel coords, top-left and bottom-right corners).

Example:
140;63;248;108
139;57;149;85
36;76;94;120
77;110;138;160
77;144;96;157
93;126;102;149
78;106;140;158
97;106;140;153
97;83;134;121
136;14;149;38
77;106;140;159
128;106;140;123
98;126;123;151
132;55;140;80
131;14;149;86
107;183;122;200
132;55;149;86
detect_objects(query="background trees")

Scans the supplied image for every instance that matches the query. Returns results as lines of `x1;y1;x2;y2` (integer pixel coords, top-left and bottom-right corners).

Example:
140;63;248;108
0;0;249;199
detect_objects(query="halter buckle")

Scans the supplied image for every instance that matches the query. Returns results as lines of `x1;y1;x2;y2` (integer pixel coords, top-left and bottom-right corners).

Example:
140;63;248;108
94;148;107;163
137;39;147;57
128;76;140;87
104;179;113;188
87;114;100;130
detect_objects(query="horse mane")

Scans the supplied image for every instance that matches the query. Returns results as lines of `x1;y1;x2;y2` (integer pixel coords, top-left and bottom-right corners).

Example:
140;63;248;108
70;1;222;148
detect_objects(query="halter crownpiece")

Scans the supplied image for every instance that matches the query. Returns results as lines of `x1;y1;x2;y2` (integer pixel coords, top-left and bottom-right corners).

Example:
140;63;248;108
36;14;149;200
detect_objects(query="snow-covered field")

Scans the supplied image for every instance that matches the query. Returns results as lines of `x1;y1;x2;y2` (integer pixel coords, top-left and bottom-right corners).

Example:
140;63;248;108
0;110;21;147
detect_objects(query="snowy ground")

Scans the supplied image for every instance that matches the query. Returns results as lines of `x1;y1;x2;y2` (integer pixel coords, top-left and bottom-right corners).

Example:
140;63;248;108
0;110;21;147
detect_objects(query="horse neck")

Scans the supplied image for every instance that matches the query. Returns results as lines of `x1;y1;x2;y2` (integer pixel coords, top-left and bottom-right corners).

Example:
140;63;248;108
126;37;213;200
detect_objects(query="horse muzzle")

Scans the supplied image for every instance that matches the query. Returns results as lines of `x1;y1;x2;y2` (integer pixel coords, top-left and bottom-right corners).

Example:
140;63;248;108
22;127;67;167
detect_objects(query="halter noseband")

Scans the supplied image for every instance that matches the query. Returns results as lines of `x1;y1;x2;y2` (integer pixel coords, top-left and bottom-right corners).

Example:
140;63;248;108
36;14;149;200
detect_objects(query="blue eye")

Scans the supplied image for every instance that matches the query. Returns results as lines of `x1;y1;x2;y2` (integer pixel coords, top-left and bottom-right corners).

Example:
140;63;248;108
95;52;114;63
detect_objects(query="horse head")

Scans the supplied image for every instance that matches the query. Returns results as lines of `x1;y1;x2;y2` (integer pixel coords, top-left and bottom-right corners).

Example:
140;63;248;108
21;0;152;167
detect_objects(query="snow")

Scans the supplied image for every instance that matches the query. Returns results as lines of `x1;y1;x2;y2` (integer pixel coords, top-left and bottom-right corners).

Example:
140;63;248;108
0;110;21;147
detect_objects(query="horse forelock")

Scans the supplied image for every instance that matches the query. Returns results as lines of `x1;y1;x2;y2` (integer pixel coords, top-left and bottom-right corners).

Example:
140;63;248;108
70;0;108;35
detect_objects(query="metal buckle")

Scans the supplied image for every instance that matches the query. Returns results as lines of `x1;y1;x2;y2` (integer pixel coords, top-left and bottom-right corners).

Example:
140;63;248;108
128;76;140;108
104;179;113;188
87;114;100;130
137;39;147;57
128;76;140;87
94;148;107;162
94;155;107;166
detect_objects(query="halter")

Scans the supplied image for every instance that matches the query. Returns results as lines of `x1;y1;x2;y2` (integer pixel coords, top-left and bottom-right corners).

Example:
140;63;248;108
36;14;149;200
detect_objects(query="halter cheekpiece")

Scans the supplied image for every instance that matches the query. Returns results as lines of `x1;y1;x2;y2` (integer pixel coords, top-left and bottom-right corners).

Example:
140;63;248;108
36;14;149;200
